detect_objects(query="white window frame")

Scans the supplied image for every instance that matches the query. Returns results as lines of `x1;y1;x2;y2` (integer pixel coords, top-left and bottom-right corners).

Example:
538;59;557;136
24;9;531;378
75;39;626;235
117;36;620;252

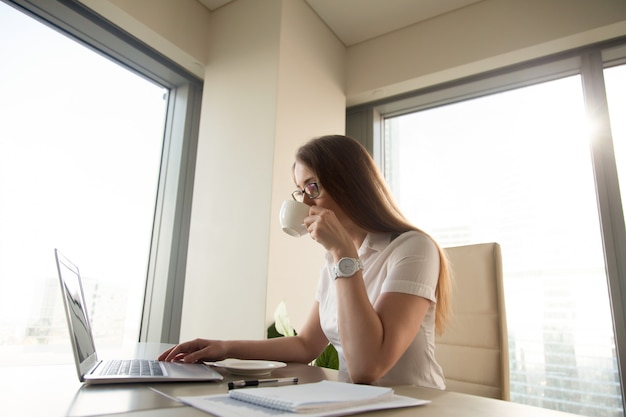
347;38;626;411
2;0;202;344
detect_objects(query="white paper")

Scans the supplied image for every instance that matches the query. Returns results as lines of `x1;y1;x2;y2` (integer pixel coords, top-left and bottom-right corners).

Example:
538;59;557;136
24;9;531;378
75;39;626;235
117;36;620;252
179;393;429;417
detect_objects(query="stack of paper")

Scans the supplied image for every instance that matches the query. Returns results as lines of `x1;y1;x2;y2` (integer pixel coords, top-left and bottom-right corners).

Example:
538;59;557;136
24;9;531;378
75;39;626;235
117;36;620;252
179;380;429;417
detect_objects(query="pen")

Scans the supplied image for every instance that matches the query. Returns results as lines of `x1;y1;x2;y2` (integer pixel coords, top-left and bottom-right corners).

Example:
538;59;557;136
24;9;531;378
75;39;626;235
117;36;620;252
228;376;299;390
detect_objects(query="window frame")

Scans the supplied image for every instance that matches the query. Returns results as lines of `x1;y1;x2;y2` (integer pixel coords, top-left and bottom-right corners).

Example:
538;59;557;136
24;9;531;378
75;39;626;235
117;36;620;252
2;0;202;344
347;36;626;412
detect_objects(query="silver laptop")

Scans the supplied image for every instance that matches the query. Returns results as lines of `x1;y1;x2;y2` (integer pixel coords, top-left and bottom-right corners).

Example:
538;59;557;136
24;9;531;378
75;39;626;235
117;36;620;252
54;249;223;384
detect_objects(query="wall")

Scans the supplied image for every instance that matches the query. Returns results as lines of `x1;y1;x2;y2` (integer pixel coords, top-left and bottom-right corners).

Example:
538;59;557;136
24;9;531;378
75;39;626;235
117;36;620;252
81;0;210;79
266;0;345;332
346;0;626;106
180;0;345;339
180;0;280;340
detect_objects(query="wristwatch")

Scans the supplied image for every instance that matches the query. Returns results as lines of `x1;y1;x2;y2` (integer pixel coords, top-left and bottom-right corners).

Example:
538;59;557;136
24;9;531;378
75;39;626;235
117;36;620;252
332;257;363;279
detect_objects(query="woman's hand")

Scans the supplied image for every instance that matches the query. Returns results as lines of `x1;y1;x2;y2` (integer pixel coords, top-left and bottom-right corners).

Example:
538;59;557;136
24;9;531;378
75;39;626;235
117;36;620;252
304;206;355;258
158;338;227;363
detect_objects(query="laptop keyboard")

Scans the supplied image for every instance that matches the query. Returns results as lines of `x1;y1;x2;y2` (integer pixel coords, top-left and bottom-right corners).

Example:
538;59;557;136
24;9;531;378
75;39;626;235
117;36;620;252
102;359;164;377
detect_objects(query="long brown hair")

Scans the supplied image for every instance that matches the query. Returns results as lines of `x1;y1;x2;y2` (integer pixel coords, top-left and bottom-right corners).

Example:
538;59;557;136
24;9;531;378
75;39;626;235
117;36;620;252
295;135;451;334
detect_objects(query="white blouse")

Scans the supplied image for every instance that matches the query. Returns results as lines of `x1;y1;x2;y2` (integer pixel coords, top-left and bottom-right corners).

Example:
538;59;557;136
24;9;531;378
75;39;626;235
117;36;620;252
316;230;445;389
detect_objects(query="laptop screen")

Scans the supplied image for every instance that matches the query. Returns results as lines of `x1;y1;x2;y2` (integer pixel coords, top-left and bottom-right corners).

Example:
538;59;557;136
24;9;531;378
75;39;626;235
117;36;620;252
55;250;98;367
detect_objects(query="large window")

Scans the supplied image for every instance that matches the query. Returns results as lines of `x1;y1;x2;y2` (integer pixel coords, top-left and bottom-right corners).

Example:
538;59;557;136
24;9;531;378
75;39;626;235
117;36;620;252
349;41;626;417
0;0;201;364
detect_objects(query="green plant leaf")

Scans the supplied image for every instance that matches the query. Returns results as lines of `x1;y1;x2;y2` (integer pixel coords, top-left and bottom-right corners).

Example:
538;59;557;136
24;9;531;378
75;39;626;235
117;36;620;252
267;322;282;339
267;322;297;339
315;343;339;370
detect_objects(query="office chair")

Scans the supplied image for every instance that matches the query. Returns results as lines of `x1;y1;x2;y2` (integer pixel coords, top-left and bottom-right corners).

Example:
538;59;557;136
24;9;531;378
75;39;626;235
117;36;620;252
436;242;510;400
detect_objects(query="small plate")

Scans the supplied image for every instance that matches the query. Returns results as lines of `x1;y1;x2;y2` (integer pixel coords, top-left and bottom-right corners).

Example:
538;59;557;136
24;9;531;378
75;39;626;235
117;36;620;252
212;359;287;376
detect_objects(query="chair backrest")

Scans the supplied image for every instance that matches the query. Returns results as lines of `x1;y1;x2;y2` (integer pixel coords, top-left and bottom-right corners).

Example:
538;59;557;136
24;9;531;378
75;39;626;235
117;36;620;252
436;242;510;400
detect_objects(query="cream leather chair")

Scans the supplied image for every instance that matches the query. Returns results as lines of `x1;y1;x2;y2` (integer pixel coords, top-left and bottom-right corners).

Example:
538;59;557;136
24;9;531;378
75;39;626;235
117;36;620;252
436;242;510;400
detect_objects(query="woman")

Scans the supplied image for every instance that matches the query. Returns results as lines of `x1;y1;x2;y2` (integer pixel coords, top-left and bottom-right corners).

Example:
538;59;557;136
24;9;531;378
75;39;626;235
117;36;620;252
159;134;451;388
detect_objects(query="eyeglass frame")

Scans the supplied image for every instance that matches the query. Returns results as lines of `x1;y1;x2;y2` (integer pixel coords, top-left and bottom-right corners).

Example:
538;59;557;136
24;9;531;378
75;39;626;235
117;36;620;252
291;182;321;202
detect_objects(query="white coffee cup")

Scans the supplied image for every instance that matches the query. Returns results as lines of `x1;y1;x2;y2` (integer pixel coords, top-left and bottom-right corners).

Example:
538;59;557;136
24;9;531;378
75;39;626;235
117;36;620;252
279;200;310;237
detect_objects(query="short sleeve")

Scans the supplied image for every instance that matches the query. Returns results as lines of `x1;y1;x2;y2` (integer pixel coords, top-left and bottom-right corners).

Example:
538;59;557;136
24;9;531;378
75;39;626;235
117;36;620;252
380;231;440;303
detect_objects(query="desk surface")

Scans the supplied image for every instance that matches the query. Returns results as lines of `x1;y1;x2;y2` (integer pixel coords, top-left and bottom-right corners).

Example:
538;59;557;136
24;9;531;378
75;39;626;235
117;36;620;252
0;343;580;417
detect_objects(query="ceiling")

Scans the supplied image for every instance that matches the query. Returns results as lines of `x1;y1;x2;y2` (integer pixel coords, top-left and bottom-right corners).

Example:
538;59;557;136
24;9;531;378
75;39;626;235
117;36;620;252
197;0;484;47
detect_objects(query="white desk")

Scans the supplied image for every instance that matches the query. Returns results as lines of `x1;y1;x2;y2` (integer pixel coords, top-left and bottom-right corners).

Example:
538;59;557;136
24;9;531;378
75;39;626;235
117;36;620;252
0;343;581;417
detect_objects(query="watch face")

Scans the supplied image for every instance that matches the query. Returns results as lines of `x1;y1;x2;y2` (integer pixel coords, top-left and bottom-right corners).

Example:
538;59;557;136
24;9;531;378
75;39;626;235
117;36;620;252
338;258;356;275
333;258;362;279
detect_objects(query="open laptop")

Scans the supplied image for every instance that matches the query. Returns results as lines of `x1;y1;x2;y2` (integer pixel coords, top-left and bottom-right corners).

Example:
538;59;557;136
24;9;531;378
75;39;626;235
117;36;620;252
54;249;223;384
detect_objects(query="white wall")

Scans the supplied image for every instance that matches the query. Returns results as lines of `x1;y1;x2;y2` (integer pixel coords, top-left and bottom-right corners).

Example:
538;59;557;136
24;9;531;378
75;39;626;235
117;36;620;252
178;0;345;339
346;0;626;106
81;0;211;79
266;0;345;331
180;0;282;340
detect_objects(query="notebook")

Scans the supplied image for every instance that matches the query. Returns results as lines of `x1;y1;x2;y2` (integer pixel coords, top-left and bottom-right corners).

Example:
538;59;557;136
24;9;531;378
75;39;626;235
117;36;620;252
228;380;394;412
54;248;223;384
178;380;429;417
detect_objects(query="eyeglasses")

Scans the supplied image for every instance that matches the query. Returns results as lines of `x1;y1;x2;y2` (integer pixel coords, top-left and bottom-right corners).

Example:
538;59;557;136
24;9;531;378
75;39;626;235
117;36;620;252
292;182;320;202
